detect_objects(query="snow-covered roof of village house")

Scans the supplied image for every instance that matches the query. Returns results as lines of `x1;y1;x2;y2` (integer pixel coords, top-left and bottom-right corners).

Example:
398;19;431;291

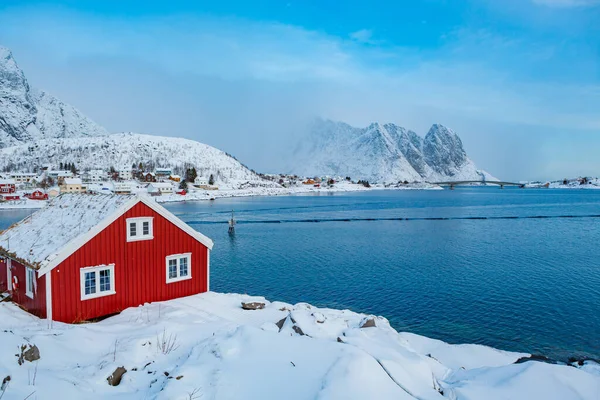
0;194;133;268
63;178;82;185
0;179;15;184
149;183;172;188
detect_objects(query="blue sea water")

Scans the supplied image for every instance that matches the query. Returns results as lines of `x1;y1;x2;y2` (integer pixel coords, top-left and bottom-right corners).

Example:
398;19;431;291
1;188;599;360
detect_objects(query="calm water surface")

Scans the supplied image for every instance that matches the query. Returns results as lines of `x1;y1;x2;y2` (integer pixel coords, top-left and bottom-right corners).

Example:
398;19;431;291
1;188;599;360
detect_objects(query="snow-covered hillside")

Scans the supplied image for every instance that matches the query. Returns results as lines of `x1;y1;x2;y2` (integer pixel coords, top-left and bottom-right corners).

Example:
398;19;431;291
0;46;108;147
0;292;598;399
0;133;268;186
291;119;497;183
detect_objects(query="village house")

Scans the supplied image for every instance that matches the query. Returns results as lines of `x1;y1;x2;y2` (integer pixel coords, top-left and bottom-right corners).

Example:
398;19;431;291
84;169;107;183
113;182;133;195
118;167;133;181
143;172;156;183
10;173;37;183
24;190;49;201
169;174;181;182
0;194;213;324
154;168;172;179
0;179;16;194
47;170;73;181
48;187;60;198
0;194;21;202
147;182;173;196
60;178;84;194
194;176;209;186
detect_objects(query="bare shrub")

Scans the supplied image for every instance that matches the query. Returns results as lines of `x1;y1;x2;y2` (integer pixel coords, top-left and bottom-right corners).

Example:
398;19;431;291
156;329;179;355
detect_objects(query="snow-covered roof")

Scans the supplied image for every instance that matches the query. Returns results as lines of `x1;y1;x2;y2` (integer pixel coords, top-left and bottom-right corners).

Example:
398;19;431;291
149;183;173;189
0;194;133;269
63;178;82;185
0;179;15;184
0;193;214;271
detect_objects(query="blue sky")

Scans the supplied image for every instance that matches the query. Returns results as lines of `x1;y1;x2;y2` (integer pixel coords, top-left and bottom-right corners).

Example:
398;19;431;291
0;0;599;180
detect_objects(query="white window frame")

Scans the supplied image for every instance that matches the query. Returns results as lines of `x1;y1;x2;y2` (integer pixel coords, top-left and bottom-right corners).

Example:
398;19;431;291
25;267;35;299
126;217;154;242
80;264;116;301
165;253;192;284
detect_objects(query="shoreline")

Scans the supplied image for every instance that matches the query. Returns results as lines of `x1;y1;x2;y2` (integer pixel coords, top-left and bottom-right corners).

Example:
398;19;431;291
1;292;598;399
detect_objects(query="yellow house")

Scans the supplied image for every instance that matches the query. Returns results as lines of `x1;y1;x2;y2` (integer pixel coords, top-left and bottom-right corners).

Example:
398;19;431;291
60;178;84;194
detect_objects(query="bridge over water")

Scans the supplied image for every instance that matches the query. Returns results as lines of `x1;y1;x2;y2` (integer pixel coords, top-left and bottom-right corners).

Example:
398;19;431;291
432;181;525;189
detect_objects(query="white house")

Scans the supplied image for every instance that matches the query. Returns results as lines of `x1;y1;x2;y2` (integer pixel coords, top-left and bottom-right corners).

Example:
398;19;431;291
194;176;209;186
118;167;133;181
147;182;173;195
86;169;107;183
10;173;37;183
47;170;73;181
113;182;132;194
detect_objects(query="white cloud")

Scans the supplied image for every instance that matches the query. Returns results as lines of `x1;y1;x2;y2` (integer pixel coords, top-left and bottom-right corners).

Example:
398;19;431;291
532;0;600;7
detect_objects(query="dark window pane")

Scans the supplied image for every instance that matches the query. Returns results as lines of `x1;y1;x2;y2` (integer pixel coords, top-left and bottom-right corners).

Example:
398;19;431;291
129;222;137;237
180;257;188;277
85;272;96;295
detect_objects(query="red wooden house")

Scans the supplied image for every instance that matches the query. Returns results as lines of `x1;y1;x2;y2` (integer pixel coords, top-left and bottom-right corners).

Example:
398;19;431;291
0;179;16;194
0;193;213;324
25;190;49;200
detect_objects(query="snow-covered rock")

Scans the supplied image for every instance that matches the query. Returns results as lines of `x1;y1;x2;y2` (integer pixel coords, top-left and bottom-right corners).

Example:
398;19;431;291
0;292;597;399
290;119;497;183
0;46;108;147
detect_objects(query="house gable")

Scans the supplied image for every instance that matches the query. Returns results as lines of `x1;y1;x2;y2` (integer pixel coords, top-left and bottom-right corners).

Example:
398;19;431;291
37;195;213;277
49;201;210;322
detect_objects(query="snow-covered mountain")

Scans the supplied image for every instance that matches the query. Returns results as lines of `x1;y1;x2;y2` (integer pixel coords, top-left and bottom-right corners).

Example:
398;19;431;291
291;119;497;183
0;133;265;185
0;46;108;147
0;46;270;187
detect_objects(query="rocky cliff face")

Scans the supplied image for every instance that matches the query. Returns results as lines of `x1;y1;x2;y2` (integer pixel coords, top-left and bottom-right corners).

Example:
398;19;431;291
291;119;497;183
0;46;108;147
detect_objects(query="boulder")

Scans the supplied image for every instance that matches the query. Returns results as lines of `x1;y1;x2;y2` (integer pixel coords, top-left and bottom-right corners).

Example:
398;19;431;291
107;366;127;386
360;318;376;328
241;302;265;310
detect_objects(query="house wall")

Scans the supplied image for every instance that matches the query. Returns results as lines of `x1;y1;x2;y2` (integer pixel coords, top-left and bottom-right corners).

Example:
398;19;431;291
0;257;7;291
50;202;209;323
7;259;47;318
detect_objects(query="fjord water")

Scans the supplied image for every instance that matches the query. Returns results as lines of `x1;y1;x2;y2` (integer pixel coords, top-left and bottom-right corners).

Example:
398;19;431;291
166;188;600;361
1;189;598;360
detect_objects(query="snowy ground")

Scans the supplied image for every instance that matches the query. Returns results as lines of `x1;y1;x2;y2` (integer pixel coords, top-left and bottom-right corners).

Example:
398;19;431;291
155;181;441;204
0;292;598;400
526;178;600;190
0;197;46;210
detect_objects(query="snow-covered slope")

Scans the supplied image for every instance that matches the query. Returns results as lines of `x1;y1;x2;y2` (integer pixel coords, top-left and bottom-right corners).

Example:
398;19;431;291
0;293;598;399
0;133;266;185
0;46;108;147
291;119;497;183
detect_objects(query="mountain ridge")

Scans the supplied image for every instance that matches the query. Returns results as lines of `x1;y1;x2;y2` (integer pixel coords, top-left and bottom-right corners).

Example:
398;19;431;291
290;118;497;183
0;46;109;146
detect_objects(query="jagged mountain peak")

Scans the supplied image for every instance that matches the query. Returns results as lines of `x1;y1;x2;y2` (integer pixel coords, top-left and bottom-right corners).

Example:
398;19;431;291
291;119;497;183
0;45;108;147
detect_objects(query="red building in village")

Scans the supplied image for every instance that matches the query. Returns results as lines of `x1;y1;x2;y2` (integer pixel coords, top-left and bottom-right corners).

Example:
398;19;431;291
25;190;49;200
0;179;16;194
0;193;213;324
